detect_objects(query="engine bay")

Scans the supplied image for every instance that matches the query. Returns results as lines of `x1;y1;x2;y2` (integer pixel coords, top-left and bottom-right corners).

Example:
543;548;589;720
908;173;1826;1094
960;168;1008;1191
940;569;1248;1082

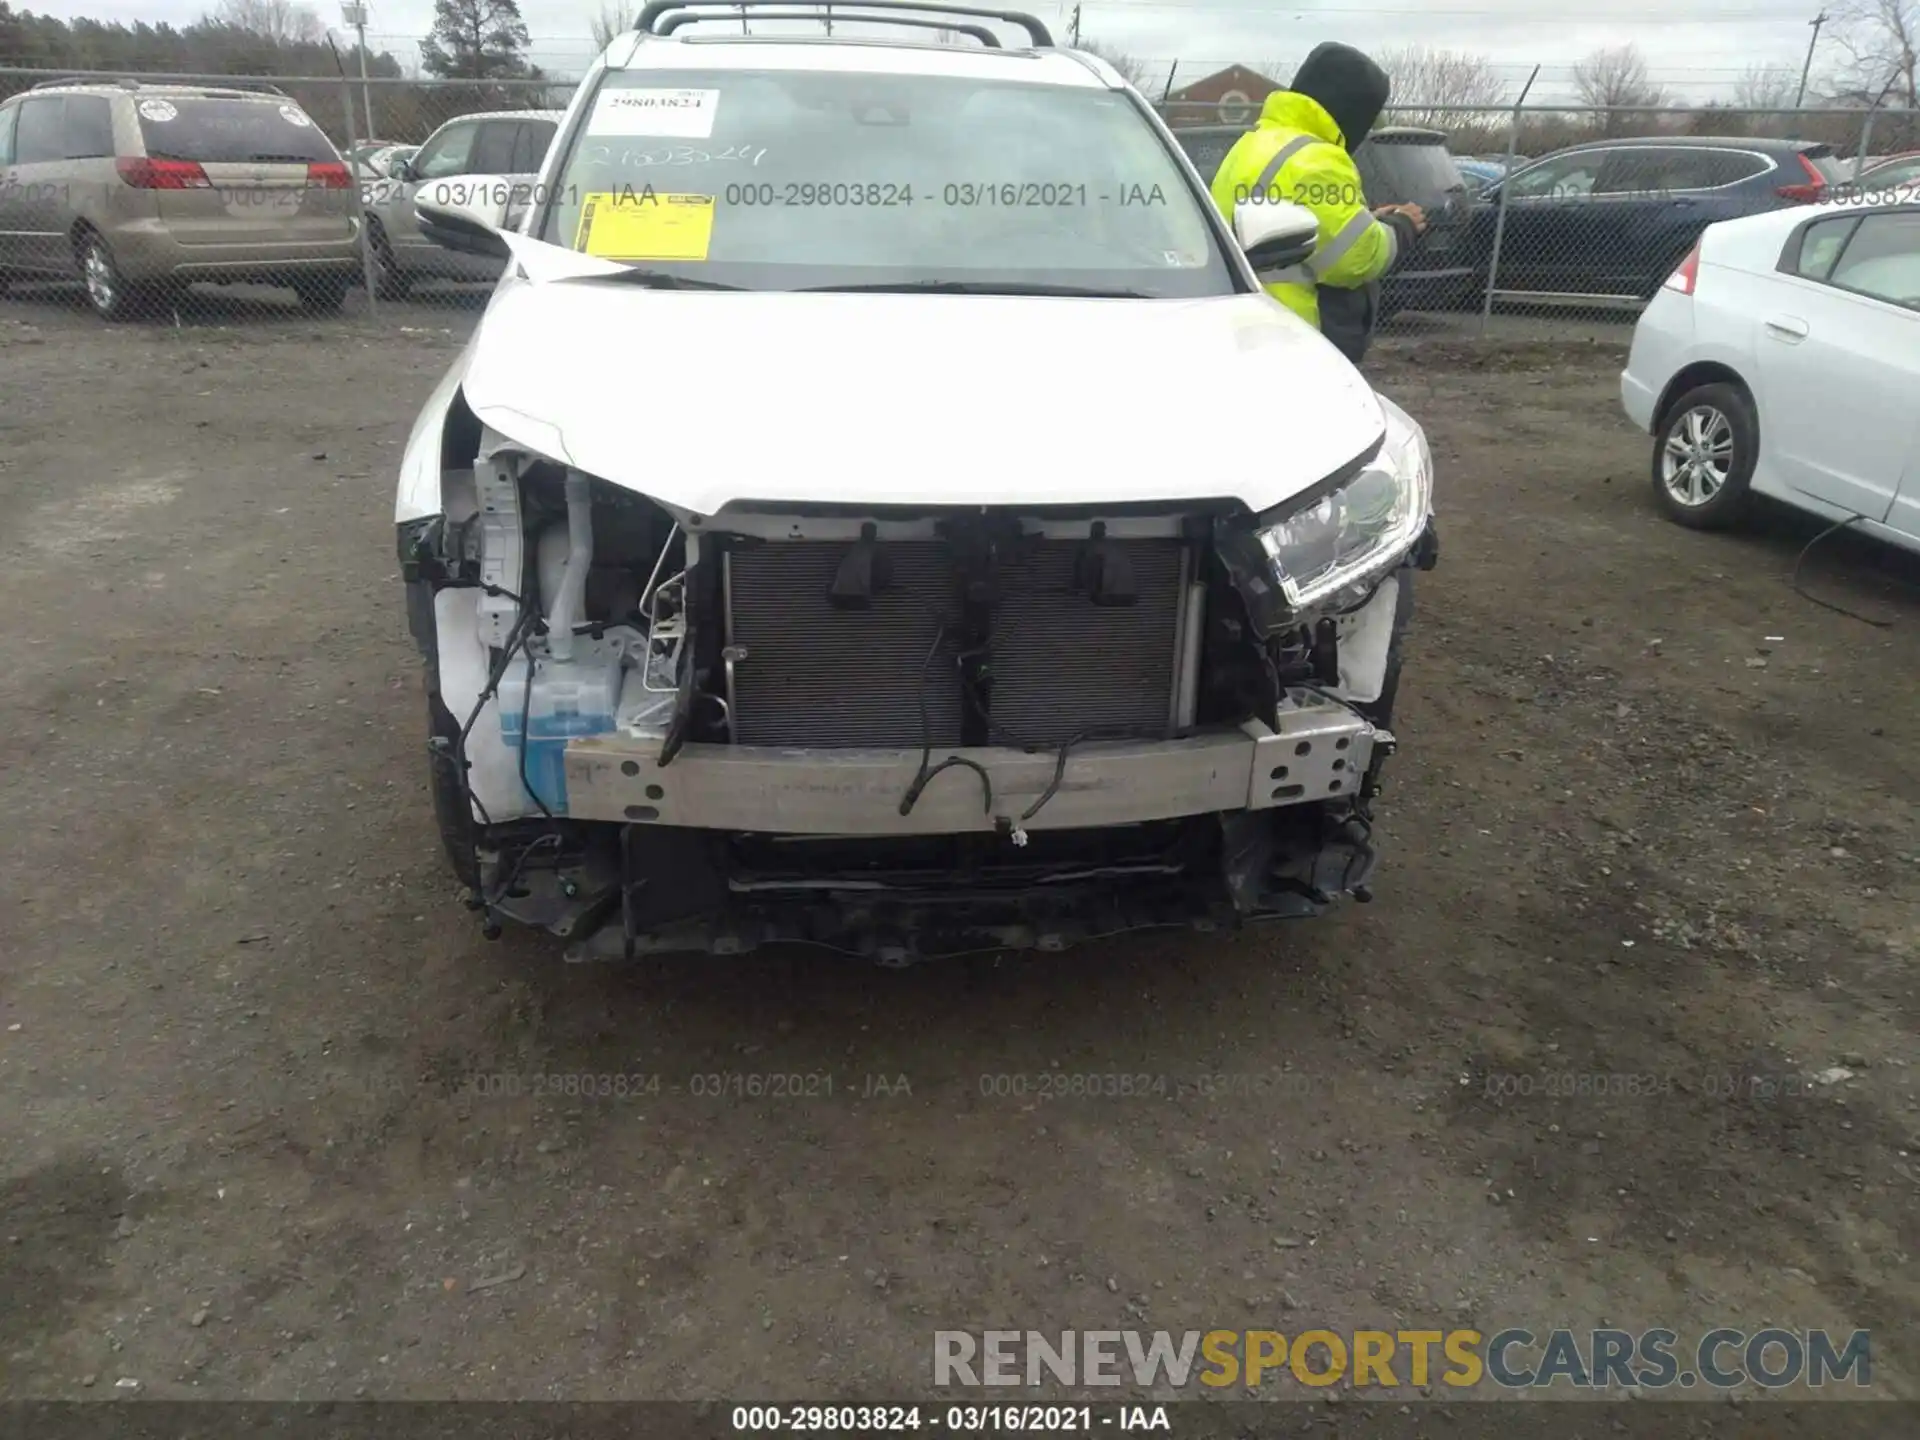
397;426;1426;961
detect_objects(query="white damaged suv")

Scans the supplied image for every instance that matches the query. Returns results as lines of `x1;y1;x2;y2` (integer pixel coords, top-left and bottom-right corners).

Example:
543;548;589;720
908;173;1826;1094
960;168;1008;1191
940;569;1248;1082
394;1;1439;963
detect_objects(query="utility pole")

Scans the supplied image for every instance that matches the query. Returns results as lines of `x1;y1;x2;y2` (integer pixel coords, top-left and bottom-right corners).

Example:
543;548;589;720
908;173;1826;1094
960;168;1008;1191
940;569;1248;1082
1067;4;1080;45
1795;9;1827;109
340;1;373;141
823;3;831;36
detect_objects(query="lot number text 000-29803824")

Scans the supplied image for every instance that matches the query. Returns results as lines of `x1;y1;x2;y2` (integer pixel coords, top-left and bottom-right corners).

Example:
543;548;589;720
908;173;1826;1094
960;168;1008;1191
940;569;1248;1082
569;181;1174;209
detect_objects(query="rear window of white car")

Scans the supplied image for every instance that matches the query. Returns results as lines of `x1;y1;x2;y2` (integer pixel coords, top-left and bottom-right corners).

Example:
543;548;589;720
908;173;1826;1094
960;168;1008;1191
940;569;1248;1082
135;96;338;164
536;68;1236;297
1830;212;1920;309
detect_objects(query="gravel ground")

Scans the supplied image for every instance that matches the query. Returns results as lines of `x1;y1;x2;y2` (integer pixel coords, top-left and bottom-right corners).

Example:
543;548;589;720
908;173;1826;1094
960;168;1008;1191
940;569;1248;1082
1;292;1916;1409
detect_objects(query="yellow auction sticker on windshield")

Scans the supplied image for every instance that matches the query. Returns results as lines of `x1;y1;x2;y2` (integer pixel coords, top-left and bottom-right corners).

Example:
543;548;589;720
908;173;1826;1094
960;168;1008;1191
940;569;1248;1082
575;190;714;262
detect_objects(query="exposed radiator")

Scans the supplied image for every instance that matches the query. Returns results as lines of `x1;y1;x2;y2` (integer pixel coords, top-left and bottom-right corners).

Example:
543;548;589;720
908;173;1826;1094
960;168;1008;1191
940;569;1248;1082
725;540;963;748
990;539;1187;747
723;535;1191;750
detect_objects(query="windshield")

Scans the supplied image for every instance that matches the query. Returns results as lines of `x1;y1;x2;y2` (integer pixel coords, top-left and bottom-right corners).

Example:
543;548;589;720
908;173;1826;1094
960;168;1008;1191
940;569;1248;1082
134;96;338;164
1862;155;1920;188
536;68;1237;296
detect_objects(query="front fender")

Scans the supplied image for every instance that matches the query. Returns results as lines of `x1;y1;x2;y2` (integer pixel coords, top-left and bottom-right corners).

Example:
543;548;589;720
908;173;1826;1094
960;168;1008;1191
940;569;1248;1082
395;340;479;524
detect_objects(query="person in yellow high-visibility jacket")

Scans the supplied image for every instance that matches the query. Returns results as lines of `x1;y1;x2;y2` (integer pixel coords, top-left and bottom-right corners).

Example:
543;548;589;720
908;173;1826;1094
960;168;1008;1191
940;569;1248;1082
1210;44;1429;364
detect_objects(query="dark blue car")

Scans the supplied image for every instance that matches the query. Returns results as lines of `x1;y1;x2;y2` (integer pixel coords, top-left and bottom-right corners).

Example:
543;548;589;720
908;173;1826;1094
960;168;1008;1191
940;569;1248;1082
1467;136;1851;305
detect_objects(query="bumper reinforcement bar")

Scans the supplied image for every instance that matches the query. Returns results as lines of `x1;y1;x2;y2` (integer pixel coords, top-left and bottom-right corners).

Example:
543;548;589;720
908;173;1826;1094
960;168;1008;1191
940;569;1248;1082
564;690;1384;836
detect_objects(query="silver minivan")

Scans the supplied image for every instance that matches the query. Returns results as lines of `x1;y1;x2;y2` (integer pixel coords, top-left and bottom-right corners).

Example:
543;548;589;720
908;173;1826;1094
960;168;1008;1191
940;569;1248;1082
0;78;361;319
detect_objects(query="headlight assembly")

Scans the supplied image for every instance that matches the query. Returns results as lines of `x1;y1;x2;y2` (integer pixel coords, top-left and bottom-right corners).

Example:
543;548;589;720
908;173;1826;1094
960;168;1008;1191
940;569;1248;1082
1255;395;1433;613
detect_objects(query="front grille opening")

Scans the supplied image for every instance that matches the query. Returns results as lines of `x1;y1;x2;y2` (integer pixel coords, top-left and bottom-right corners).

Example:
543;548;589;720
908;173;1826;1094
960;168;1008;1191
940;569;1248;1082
722;531;1192;750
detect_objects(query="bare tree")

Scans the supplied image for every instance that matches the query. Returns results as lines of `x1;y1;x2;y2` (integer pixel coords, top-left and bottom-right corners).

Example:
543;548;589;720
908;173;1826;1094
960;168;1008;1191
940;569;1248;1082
1076;39;1154;93
1732;62;1798;110
1375;44;1505;127
211;0;325;45
1572;43;1670;135
588;0;635;50
1720;62;1800;136
1826;0;1919;110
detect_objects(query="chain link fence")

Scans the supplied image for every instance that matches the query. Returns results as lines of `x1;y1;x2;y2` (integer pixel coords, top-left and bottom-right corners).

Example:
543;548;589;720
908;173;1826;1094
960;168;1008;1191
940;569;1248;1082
1;59;1915;337
1156;96;1917;340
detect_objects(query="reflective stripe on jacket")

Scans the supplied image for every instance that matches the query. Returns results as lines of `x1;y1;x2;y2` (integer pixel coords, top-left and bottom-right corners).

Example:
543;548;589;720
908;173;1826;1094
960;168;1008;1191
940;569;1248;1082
1208;90;1400;331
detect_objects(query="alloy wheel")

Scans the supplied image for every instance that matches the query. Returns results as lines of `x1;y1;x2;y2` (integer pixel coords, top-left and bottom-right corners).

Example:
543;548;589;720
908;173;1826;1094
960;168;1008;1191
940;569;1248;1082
1660;405;1734;508
82;240;118;315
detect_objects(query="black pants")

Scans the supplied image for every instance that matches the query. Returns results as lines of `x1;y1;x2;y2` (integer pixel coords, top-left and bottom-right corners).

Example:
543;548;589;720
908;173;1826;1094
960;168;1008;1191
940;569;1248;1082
1318;283;1378;368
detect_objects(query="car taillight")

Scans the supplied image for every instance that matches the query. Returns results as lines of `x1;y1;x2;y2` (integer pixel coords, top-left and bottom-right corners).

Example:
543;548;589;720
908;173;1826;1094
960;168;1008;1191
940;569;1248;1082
306;161;351;189
1776;153;1828;203
115;157;212;190
1663;240;1703;295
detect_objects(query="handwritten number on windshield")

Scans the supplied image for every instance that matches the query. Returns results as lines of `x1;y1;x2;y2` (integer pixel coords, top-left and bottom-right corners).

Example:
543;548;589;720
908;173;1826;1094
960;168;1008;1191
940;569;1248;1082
582;143;767;168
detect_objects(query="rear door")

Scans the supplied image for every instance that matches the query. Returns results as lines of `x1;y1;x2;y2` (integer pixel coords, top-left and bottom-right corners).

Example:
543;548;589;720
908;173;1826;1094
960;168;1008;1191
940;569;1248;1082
133;94;353;250
1578;146;1758;296
60;93;119;260
503;119;556;228
1753;210;1920;522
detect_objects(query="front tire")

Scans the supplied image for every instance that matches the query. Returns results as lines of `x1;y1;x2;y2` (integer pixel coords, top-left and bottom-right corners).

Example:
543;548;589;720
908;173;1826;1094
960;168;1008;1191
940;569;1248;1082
1651;382;1757;530
426;685;483;892
367;219;411;300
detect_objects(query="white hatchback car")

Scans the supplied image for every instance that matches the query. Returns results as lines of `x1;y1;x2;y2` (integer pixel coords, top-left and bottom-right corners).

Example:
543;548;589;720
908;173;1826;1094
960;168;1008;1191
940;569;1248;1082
1620;199;1920;545
392;2;1440;962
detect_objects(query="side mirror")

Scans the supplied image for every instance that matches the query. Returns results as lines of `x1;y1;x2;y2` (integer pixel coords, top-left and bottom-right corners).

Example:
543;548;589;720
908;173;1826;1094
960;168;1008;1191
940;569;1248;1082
1234;198;1321;280
414;175;514;261
390;157;416;184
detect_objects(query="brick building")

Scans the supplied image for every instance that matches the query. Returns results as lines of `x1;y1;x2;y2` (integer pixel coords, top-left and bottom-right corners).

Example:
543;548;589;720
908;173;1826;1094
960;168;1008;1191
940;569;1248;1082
1163;64;1282;126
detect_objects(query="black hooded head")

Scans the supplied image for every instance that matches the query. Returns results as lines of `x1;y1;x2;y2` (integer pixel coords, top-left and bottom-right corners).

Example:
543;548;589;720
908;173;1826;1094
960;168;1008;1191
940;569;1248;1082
1289;43;1391;151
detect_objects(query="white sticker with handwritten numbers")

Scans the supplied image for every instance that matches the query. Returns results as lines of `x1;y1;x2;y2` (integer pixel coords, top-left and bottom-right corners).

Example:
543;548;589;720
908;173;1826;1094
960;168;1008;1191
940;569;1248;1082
588;87;720;139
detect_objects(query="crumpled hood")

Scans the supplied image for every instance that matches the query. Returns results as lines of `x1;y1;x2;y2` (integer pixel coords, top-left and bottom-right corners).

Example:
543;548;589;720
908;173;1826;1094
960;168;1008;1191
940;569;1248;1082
459;268;1387;519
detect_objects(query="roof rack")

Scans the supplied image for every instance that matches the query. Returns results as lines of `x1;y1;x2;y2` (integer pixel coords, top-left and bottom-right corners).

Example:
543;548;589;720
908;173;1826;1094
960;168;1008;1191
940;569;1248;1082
202;81;294;97
657;8;1000;44
30;75;139;91
635;0;1053;46
26;73;291;97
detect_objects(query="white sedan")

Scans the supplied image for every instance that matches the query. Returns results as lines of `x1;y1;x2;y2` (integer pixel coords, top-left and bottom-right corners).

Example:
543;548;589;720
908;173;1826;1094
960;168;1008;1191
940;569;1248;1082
1620;200;1920;550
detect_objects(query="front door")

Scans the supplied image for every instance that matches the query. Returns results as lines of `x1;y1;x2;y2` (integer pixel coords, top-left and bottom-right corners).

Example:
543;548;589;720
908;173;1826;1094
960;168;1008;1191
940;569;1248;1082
389;118;479;276
1485;148;1612;296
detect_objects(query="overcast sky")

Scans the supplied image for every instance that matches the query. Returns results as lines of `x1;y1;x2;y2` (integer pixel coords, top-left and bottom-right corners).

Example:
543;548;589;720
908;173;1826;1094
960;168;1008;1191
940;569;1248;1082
18;0;1842;103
